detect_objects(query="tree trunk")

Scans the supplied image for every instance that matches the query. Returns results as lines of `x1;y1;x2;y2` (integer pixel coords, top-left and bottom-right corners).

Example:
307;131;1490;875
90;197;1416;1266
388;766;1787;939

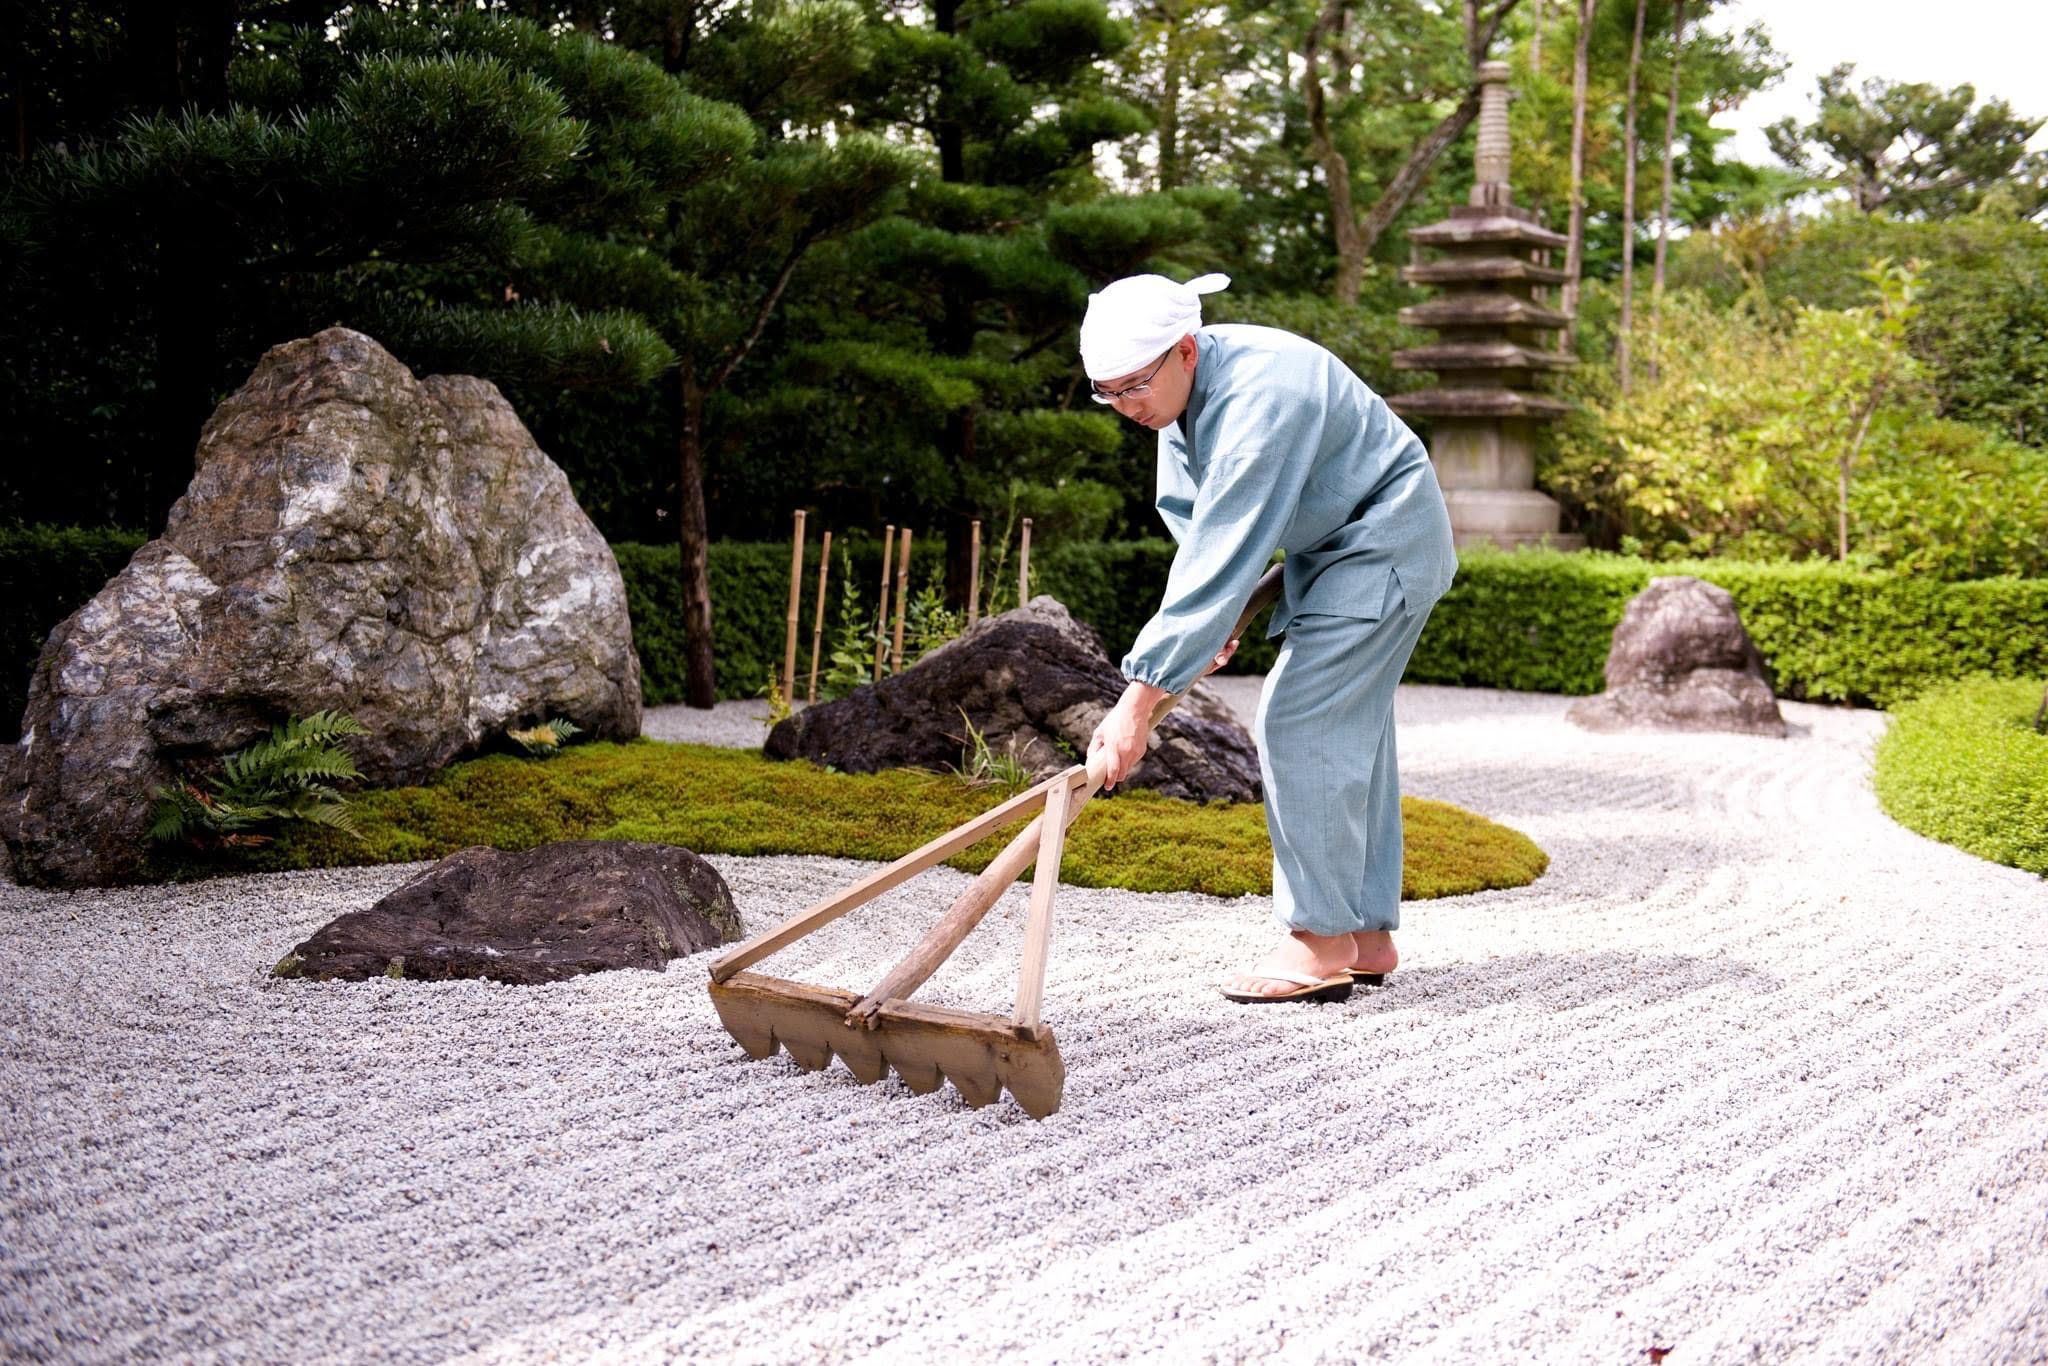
1157;5;1183;191
1560;0;1595;343
944;406;978;607
676;360;718;708
1616;0;1646;396
1530;0;1545;71
1301;0;1366;305
1307;0;1515;305
1653;0;1685;312
660;0;698;73
1356;85;1487;258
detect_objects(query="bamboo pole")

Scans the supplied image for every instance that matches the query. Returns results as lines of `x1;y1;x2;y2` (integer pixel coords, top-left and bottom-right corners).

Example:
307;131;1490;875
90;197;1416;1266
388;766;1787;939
807;529;831;703
874;524;895;682
1018;517;1032;607
890;526;911;672
967;519;981;627
782;510;805;705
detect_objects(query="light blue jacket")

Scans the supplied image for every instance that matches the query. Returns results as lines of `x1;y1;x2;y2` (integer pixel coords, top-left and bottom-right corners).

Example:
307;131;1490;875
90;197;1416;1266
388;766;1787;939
1121;324;1458;694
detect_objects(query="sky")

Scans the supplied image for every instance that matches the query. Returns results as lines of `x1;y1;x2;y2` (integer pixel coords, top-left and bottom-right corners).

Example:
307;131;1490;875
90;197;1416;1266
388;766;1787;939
1703;0;2048;164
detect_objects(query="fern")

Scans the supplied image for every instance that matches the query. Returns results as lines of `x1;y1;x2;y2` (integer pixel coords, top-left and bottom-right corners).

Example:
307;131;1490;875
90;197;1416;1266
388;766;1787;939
507;716;584;757
148;710;367;849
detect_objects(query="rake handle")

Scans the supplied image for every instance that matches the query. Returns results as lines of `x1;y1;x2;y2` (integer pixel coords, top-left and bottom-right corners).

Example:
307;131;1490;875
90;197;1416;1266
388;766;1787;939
851;562;1286;1025
846;766;1090;1028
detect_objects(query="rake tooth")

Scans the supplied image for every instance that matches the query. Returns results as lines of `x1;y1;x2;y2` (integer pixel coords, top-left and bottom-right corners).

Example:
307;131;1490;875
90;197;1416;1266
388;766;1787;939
948;1065;1003;1109
834;1034;889;1085
998;1047;1066;1121
713;1005;782;1061
889;1055;946;1095
781;1034;835;1072
710;973;1067;1117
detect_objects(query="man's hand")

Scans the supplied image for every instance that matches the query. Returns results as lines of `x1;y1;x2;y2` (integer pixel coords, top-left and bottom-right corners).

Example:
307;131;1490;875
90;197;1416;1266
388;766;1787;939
1202;637;1240;678
1087;679;1169;790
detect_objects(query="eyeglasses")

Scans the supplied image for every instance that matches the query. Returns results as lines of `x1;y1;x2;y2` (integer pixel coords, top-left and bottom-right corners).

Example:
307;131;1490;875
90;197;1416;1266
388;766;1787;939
1089;348;1175;404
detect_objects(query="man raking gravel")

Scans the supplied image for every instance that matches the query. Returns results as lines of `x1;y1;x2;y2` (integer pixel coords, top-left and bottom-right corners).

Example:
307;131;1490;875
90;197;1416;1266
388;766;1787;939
1081;272;1458;1004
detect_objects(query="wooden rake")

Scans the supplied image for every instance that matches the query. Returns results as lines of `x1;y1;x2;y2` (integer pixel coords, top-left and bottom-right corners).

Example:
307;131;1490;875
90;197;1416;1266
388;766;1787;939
706;564;1284;1119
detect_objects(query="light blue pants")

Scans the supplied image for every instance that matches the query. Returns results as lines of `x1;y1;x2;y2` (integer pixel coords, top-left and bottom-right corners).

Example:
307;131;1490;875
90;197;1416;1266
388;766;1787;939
1253;573;1435;937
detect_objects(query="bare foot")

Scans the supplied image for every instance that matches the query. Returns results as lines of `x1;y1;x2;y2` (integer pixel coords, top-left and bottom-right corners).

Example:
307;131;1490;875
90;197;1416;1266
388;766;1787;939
1220;929;1358;999
1351;930;1398;977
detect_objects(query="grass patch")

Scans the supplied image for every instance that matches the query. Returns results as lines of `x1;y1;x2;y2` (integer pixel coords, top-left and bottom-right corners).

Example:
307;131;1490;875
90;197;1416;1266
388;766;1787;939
159;740;1549;899
1874;678;2048;877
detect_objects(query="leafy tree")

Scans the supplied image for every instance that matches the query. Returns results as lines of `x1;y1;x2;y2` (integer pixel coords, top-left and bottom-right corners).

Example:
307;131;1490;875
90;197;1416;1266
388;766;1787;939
1669;212;2048;448
2;5;742;530
777;0;1214;599
1295;0;1522;305
1765;64;2048;220
1548;273;2048;578
1520;0;1783;309
477;0;918;706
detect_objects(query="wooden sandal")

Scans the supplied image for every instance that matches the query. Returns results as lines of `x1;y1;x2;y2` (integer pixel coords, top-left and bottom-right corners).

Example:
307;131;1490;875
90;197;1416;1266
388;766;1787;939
1219;970;1355;1004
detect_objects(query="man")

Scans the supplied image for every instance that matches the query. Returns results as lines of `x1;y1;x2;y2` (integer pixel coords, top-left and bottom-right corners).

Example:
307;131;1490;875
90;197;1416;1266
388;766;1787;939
1081;272;1457;1004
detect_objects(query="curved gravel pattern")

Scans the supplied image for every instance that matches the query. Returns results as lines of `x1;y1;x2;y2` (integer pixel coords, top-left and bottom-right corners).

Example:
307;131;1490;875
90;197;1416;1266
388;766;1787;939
5;684;2046;1364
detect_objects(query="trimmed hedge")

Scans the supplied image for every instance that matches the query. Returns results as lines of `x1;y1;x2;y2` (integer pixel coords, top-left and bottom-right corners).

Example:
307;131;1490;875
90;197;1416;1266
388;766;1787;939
1033;543;2048;708
1873;678;2048;877
7;530;2046;739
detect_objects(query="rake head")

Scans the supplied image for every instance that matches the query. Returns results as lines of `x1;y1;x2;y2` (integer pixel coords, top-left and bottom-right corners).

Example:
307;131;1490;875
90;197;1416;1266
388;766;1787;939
709;971;1065;1119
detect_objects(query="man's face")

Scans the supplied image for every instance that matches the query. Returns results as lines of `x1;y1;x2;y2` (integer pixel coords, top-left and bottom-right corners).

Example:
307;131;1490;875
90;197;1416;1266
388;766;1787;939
1093;335;1198;429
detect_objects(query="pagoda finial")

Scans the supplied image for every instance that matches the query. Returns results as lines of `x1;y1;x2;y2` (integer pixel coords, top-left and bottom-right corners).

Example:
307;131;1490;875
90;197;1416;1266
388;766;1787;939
1471;59;1513;210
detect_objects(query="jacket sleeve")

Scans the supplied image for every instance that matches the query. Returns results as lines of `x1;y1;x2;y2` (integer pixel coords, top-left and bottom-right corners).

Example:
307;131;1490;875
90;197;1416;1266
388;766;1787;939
1121;439;1310;694
1153;442;1197;546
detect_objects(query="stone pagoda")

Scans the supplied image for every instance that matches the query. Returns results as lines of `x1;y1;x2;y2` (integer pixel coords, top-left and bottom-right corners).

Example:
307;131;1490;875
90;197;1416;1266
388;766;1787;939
1390;59;1583;550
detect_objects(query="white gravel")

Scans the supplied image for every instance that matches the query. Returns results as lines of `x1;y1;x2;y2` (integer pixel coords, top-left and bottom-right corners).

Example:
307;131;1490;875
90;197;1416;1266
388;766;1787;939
5;683;2046;1364
640;698;786;749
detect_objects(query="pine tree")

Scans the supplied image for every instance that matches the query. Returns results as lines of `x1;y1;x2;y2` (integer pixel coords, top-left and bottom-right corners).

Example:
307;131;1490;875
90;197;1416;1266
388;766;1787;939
2;5;752;530
818;0;1194;602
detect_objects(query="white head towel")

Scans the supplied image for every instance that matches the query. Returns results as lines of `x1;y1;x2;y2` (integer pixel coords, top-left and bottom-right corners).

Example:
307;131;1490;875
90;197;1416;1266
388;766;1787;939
1079;272;1231;381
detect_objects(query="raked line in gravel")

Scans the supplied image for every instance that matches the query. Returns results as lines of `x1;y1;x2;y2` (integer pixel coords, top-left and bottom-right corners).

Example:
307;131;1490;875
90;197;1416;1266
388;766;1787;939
2;684;2043;1364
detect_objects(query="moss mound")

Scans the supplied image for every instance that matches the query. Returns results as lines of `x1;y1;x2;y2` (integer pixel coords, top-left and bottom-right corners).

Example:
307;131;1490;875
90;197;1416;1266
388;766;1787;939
1874;678;2048;877
180;740;1547;900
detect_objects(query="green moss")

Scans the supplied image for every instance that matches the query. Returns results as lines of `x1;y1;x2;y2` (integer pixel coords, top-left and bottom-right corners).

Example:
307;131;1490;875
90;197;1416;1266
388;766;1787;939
229;739;1547;901
1874;678;2048;877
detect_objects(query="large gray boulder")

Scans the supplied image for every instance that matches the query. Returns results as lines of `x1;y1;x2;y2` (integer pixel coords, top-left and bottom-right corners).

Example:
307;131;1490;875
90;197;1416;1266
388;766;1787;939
1568;576;1786;737
274;841;742;984
765;595;1262;802
2;328;642;887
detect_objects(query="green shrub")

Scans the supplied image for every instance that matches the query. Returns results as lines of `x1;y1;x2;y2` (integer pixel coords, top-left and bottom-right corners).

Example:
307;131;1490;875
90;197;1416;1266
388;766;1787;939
1668;213;2048;449
1406;548;1646;694
1547;279;2048;578
1030;542;2048;707
613;535;946;704
1874;678;2048;877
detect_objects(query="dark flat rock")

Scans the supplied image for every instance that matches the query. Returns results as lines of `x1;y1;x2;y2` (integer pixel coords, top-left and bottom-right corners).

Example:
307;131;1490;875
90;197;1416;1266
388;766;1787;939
765;596;1262;803
275;841;742;984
